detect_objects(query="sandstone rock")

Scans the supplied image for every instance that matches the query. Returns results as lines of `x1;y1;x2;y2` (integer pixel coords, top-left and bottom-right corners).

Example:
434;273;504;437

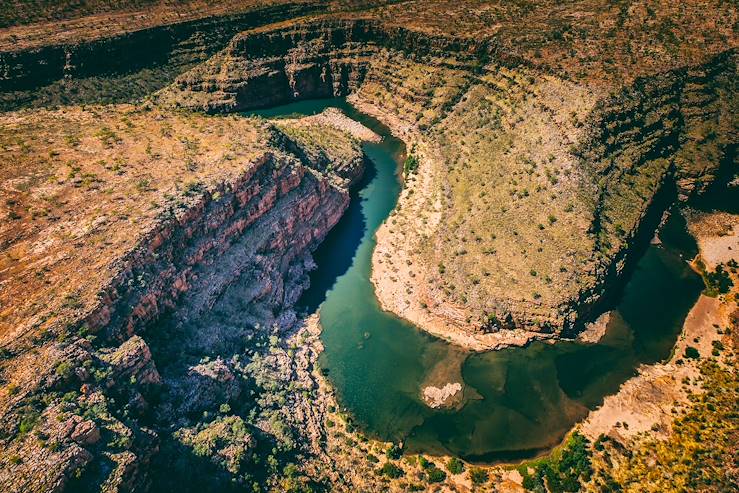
578;312;611;344
422;382;463;409
175;358;242;416
71;420;100;445
0;441;92;493
102;336;161;386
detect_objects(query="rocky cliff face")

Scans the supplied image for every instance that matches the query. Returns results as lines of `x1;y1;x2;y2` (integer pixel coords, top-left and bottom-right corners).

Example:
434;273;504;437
568;50;736;333
0;106;364;492
0;2;325;110
96;146;360;344
156;18;490;113
160;17;735;345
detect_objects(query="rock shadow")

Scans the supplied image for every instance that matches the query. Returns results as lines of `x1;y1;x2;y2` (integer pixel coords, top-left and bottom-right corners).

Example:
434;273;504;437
297;155;377;313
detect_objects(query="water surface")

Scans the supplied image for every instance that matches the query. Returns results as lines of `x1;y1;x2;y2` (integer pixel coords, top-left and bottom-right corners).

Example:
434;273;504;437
250;98;704;461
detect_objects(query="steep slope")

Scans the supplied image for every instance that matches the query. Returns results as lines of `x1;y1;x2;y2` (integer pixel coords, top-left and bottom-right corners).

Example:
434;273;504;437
158;14;736;347
0;104;365;491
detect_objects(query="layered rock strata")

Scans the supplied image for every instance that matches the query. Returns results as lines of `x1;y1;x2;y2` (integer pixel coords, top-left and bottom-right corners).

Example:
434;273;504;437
0;2;326;110
0;105;364;492
160;17;736;347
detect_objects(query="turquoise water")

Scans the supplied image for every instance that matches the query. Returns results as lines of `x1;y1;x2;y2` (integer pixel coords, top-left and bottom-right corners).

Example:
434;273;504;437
249;99;704;462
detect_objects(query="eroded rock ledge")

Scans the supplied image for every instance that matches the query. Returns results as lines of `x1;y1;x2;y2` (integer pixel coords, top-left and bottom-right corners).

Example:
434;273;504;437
158;17;736;348
0;104;365;492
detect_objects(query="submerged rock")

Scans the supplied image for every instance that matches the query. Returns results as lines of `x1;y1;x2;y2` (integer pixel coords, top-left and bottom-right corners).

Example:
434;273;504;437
422;382;463;409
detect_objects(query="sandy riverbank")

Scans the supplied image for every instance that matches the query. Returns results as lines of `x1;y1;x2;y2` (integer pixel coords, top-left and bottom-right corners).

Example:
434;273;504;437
580;210;738;442
294;107;382;143
350;95;557;352
580;294;730;441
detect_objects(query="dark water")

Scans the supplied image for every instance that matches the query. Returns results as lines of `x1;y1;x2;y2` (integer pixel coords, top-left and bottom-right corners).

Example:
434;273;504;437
690;143;738;214
249;98;704;462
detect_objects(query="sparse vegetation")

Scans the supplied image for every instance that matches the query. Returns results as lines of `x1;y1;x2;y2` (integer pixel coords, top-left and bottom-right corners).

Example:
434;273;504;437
589;359;738;492
403;153;419;176
379;462;404;479
519;431;592;492
684;346;700;359
446;457;464;474
469;467;489;485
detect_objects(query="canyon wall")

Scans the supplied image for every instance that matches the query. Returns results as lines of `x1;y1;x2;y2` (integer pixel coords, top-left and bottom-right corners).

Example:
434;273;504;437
0;2;325;110
0;110;364;492
569;50;737;333
157;18;489;113
161;17;735;344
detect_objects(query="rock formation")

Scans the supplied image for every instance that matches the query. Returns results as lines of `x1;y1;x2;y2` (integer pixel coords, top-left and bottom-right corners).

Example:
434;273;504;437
0;104;365;491
156;15;736;347
0;1;736;491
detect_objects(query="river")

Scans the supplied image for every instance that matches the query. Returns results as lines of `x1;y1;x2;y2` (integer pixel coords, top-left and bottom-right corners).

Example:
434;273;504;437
248;98;704;462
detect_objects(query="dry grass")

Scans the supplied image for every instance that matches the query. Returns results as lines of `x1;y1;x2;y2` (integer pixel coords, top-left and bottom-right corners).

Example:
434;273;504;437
0;0;310;48
365;0;737;89
0;104;270;346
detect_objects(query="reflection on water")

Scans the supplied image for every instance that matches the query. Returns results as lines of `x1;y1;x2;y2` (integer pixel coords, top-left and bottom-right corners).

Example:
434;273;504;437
249;98;704;462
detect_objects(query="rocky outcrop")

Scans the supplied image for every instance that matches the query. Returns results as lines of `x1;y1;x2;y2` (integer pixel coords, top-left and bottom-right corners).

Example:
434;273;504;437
422;382;462;409
0;2;326;110
0;109;365;492
100;336;161;386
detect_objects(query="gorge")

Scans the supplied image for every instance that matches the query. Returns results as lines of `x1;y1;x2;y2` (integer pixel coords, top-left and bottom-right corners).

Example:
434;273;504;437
254;98;705;463
0;2;736;493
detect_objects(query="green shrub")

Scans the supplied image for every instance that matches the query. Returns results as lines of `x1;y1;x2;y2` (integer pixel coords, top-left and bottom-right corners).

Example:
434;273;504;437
519;432;592;492
446;457;464;475
427;467;447;483
702;264;733;296
684;346;700;359
55;361;74;379
386;444;402;460
379;462;404;479
18;411;40;435
469;467;489;485
403;154;419;175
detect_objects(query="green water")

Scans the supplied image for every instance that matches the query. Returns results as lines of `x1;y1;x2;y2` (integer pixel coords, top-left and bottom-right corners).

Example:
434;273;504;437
249;98;704;462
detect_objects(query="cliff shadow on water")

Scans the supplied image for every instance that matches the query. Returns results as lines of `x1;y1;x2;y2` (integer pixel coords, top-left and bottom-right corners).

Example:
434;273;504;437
299;156;377;313
244;97;406;313
242;98;705;463
690;143;739;214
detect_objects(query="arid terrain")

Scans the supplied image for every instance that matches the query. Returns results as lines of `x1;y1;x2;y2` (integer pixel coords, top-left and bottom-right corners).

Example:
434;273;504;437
0;1;736;492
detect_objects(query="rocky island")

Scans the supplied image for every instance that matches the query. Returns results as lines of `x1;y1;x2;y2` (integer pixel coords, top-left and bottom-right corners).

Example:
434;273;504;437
0;1;736;492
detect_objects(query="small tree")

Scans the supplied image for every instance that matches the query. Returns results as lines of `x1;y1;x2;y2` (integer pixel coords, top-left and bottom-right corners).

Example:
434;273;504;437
427;467;447;483
386;444;402;460
684;346;700;359
379;462;404;479
469;467;489;485
446;457;464;475
403;154;419;175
